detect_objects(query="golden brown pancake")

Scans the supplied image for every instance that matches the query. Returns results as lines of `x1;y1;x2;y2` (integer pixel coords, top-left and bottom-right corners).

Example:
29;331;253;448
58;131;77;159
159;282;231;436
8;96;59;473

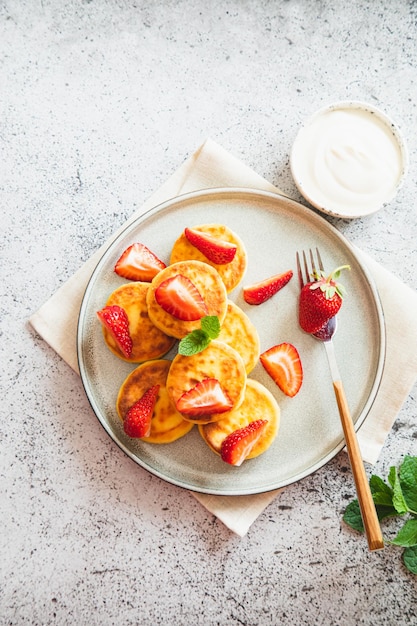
199;378;280;459
170;224;247;293
102;282;176;362
166;340;247;424
218;301;260;374
146;260;228;339
116;360;194;444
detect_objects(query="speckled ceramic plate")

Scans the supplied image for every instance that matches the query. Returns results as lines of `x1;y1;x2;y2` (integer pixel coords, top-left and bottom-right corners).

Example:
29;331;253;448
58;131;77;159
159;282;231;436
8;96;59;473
77;188;385;495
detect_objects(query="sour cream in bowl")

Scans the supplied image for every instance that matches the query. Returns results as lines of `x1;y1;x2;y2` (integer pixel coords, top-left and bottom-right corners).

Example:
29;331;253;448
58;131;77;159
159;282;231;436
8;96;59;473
290;101;408;218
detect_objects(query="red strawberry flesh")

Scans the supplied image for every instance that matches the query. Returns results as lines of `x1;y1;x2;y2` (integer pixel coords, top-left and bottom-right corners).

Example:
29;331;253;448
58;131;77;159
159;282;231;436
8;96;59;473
155;274;208;321
114;242;166;282
124;385;160;438
260;343;303;397
176;378;234;416
298;265;349;334
220;419;269;466
243;269;293;305
299;284;341;333
184;227;237;265
96;305;133;358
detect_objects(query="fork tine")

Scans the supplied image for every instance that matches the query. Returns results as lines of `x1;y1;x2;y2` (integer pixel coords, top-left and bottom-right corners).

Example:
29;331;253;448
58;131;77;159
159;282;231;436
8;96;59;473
296;251;304;287
297;248;326;287
316;247;325;273
302;250;309;283
309;249;317;278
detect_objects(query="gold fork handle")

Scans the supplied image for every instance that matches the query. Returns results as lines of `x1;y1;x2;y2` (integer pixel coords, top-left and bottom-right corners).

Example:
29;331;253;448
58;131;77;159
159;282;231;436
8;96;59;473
333;379;384;551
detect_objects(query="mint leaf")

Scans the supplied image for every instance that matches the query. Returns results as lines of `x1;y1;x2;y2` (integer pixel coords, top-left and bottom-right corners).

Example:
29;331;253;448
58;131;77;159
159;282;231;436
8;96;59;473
178;316;220;356
343;500;364;532
376;505;399;522
391;519;417;548
178;329;210;356
400;456;417;514
201;315;221;339
343;459;417;576
392;468;409;515
368;475;397;519
388;465;396;489
343;499;397;531
370;474;394;506
403;545;417;575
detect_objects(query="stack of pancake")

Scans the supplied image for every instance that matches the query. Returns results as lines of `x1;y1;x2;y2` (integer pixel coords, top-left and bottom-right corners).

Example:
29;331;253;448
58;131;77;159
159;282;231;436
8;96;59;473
100;224;280;464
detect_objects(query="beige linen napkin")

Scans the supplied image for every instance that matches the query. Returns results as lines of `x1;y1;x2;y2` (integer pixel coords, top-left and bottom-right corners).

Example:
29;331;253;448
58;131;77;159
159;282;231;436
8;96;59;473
30;138;417;536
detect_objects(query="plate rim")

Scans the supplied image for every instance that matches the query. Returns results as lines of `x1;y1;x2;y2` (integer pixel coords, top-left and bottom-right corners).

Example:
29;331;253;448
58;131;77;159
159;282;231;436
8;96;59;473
77;186;386;495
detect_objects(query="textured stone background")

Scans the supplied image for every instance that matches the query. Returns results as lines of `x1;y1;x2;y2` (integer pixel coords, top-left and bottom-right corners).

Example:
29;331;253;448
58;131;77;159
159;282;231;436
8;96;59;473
1;1;416;624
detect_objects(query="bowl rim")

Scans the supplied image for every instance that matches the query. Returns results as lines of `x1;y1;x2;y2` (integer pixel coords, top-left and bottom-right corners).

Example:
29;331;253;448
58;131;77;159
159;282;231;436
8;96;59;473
290;100;409;219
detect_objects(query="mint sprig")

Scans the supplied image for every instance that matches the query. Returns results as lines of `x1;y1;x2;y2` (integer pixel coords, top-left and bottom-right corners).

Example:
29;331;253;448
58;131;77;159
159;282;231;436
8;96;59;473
178;316;221;356
343;455;417;574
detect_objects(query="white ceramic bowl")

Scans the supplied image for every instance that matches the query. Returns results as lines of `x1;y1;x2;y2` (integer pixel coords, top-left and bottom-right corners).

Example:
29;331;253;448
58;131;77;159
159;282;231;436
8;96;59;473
290;101;408;219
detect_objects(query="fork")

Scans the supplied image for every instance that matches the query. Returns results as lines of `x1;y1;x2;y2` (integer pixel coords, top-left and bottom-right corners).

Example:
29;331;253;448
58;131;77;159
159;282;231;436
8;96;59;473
296;248;384;551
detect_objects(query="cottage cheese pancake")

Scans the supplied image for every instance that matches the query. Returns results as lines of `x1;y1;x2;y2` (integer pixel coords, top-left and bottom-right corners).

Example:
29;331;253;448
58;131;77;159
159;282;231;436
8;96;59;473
146;260;228;339
218;301;260;374
199;379;280;459
166;340;247;424
170;224;247;292
102;282;175;362
117;360;194;443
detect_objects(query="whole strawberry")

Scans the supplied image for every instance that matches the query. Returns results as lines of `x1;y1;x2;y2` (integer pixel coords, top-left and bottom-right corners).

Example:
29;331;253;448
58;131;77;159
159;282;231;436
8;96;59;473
299;265;350;334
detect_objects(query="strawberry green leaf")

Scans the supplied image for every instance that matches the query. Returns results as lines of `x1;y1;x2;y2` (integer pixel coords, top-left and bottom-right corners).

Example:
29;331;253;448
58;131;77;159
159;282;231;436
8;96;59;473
403;545;417;575
391;519;417;548
399;456;417;514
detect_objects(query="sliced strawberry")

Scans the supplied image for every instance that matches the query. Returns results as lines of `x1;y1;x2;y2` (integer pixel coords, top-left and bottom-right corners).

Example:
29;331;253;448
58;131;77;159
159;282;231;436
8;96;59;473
176;378;234;416
184;227;237;265
124;385;160;438
220;420;269;466
97;304;133;358
114;242;166;281
260;343;303;397
243;269;293;305
155;274;208;321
